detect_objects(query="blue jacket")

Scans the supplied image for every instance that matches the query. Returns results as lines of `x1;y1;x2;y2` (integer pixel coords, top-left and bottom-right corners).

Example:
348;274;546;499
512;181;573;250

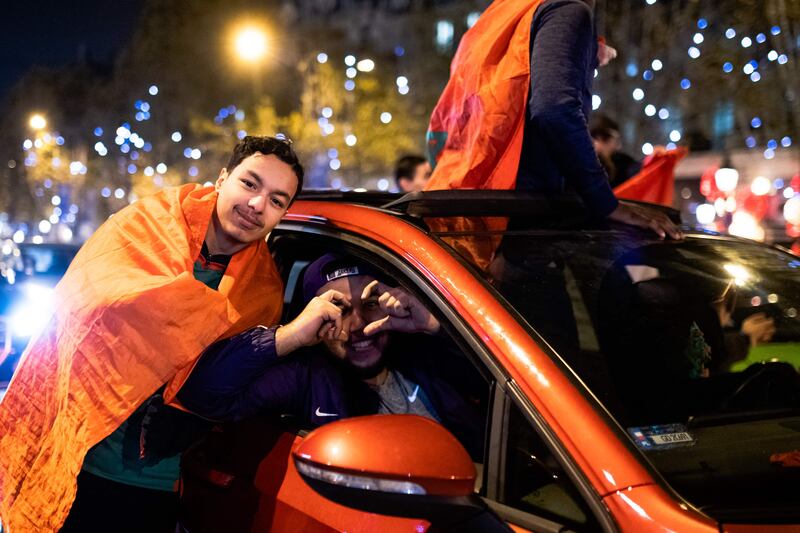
517;0;618;217
178;328;486;460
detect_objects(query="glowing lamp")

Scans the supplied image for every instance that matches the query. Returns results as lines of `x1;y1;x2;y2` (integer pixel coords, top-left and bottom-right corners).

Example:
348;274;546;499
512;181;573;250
728;211;765;241
715;167;739;193
784;197;800;226
696;203;716;225
750;176;771;196
29;114;47;130
234;27;268;63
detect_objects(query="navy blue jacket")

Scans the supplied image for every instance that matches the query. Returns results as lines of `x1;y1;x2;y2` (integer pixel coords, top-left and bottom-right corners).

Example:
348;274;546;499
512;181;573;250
517;0;618;217
178;328;486;460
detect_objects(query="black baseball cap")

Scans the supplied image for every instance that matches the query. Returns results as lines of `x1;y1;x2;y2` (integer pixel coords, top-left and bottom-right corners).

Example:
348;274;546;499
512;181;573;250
302;253;392;304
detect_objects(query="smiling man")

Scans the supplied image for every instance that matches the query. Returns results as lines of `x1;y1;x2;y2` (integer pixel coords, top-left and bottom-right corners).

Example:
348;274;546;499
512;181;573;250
0;136;308;533
178;253;485;460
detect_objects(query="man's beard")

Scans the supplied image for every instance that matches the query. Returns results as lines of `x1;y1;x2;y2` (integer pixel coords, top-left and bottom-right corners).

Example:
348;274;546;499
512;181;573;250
337;355;386;380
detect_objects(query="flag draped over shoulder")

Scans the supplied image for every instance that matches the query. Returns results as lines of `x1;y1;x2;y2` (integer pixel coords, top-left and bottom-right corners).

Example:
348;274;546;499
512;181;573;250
0;184;282;532
425;0;544;191
613;147;688;207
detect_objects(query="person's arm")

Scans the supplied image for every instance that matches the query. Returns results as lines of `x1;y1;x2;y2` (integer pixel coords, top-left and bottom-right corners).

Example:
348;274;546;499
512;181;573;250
528;0;617;217
177;327;305;421
529;1;680;239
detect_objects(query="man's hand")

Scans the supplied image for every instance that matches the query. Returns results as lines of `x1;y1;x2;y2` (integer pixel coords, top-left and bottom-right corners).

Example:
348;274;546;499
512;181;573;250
741;313;776;347
608;203;683;240
360;280;440;337
597;41;617;67
275;290;349;355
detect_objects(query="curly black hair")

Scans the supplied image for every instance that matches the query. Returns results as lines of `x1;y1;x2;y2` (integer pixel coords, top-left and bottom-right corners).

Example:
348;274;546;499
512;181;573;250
226;136;304;201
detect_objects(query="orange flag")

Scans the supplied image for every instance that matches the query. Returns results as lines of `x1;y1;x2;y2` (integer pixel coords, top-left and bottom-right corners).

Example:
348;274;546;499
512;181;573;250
0;184;283;532
613;147;688;207
425;0;544;191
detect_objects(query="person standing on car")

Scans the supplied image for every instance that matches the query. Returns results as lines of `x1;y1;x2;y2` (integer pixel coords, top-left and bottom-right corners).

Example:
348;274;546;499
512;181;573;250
0;136;335;533
425;0;680;240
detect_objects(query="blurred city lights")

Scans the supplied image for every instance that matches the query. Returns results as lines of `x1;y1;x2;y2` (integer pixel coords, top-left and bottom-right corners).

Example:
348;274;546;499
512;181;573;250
356;59;375;72
715;167;739;192
696;203;716;225
729;212;764;241
750;176;771;196
784;197;800;224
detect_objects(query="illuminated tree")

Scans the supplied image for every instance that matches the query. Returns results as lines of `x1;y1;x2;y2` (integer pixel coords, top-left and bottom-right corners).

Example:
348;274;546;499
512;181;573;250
596;0;799;156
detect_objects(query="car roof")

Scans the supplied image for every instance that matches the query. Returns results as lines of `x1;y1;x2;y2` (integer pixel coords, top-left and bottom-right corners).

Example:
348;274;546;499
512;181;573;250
294;189;681;225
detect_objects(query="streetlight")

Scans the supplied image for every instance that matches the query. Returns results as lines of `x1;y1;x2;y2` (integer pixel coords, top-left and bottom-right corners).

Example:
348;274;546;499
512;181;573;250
234;26;268;64
29;114;47;131
231;24;270;106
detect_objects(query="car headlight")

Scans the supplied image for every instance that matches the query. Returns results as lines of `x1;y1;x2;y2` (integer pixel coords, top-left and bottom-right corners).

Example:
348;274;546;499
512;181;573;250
9;283;56;340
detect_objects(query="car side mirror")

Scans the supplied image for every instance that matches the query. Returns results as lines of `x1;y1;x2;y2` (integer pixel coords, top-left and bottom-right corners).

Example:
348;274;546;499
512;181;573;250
293;414;510;531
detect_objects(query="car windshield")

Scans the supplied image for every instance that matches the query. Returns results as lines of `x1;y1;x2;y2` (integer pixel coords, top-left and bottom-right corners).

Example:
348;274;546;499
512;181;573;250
431;216;800;522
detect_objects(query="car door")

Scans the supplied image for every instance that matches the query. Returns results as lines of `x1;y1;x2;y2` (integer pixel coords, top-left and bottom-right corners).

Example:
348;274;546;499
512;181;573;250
180;227;610;532
180;231;449;532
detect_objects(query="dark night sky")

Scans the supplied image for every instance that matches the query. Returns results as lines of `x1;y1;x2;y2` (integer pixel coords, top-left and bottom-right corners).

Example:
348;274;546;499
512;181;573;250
0;0;145;100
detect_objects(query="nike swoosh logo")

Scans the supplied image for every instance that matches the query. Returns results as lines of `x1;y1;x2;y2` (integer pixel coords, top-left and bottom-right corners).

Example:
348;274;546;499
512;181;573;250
315;407;338;417
407;385;419;403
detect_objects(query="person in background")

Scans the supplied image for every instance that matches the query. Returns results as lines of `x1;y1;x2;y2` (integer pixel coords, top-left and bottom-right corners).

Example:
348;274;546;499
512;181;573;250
426;0;681;240
590;114;642;187
395;154;432;193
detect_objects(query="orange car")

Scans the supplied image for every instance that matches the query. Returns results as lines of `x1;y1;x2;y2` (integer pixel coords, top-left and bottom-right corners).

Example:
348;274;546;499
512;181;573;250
180;191;800;532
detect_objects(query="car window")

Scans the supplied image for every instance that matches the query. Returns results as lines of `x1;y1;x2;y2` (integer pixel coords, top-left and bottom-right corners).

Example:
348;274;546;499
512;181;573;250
271;231;493;481
434;218;800;522
497;398;598;531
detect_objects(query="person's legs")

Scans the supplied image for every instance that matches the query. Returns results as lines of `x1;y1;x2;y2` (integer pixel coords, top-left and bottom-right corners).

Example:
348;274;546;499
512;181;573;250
60;471;178;533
